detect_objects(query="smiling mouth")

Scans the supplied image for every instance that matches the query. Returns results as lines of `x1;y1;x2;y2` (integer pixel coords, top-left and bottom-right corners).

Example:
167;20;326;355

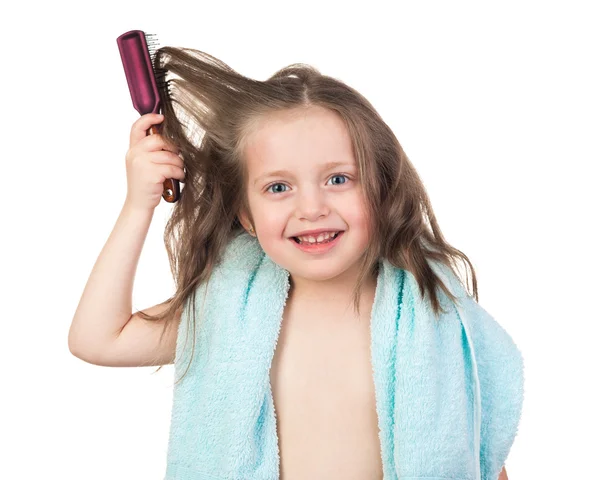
292;232;342;244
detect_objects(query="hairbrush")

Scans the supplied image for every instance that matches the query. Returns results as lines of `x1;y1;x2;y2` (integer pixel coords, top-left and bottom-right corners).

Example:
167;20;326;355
116;30;180;203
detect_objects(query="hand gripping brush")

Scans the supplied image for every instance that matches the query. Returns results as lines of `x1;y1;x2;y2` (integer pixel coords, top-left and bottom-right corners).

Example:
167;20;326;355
116;30;180;203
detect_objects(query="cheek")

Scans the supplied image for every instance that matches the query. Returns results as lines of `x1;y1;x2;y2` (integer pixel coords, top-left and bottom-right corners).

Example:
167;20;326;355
251;203;285;231
343;194;370;225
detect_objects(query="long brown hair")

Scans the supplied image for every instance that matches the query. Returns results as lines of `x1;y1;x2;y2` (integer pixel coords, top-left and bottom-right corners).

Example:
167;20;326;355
135;46;478;383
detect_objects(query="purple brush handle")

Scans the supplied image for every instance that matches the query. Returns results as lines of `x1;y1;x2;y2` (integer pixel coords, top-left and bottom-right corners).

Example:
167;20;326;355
116;30;180;203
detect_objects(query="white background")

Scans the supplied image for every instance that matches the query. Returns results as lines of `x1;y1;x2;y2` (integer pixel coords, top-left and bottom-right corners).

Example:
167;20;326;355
2;0;598;478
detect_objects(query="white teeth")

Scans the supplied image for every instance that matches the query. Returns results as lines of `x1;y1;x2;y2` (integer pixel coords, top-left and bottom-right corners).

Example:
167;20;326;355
296;231;339;244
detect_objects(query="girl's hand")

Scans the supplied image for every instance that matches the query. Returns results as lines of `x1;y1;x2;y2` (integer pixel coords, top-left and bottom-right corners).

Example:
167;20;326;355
124;113;185;211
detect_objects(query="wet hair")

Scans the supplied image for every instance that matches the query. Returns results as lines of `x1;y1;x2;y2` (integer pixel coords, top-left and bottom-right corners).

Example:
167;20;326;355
135;47;478;383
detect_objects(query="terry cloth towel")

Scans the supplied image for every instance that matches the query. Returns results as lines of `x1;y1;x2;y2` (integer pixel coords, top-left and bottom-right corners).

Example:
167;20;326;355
164;231;524;480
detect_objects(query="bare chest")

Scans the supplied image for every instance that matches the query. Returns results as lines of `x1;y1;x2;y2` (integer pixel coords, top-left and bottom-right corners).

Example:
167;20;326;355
269;301;383;480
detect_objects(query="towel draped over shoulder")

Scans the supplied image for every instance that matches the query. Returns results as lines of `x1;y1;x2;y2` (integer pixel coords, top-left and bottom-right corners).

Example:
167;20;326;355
164;232;524;480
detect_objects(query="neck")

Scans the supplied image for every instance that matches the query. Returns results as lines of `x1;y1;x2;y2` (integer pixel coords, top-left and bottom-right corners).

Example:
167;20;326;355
287;261;379;310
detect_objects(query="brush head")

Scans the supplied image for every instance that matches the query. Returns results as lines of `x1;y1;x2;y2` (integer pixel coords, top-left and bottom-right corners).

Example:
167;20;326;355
116;30;170;115
116;30;180;203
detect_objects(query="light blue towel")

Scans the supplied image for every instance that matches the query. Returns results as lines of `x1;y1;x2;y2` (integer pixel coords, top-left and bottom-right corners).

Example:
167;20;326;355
164;231;524;480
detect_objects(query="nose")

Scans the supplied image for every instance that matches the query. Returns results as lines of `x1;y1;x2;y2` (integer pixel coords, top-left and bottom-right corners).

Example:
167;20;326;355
294;184;330;221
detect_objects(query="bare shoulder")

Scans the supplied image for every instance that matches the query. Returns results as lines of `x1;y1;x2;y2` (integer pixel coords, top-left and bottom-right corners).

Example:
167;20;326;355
89;300;183;367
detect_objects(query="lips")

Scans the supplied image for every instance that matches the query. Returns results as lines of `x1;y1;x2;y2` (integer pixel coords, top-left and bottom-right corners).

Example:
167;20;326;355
290;228;345;238
292;231;341;244
290;231;344;254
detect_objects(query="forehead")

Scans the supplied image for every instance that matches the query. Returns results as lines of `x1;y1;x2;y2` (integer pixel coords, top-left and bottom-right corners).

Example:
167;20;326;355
243;107;355;174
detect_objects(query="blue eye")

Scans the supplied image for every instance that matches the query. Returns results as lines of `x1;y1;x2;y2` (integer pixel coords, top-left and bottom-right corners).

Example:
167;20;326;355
329;174;348;186
266;183;288;194
266;174;350;195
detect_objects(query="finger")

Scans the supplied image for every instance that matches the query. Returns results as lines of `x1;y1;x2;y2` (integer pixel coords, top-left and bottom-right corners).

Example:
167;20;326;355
137;133;181;154
158;137;181;154
162;164;186;183
152;150;185;169
129;113;164;147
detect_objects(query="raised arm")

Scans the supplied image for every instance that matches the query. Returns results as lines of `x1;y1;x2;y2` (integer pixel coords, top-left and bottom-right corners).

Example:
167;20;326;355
68;113;185;366
68;202;154;361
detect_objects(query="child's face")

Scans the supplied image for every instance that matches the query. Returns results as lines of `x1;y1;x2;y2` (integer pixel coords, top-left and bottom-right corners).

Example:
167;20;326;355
240;105;372;286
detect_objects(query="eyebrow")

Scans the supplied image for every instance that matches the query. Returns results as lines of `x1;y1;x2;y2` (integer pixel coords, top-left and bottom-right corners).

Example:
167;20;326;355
253;161;355;186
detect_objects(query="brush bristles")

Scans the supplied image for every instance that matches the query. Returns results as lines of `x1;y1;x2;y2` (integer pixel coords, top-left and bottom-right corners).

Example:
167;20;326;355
143;33;172;95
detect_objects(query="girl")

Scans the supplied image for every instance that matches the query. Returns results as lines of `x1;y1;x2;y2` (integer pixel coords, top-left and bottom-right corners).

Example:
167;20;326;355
69;47;521;480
